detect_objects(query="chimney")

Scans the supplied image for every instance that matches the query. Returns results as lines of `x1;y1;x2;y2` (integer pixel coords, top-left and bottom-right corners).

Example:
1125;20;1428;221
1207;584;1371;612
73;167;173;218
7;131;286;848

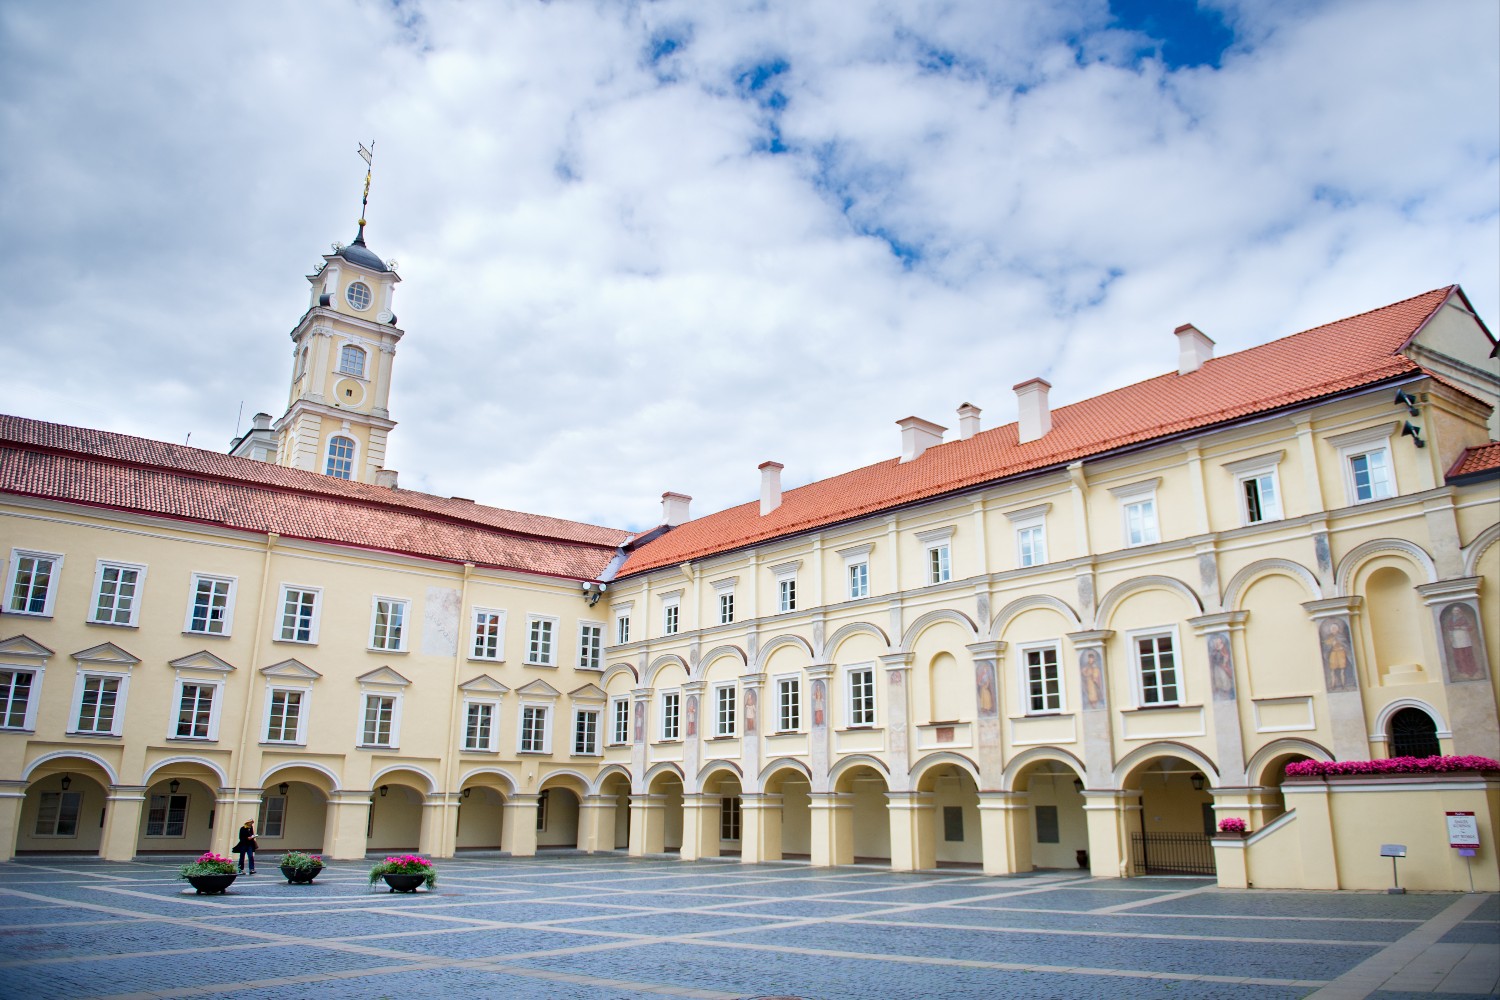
1013;378;1052;444
759;461;784;515
957;402;982;440
251;412;272;431
897;416;947;463
374;468;399;489
1174;323;1214;375
662;491;692;527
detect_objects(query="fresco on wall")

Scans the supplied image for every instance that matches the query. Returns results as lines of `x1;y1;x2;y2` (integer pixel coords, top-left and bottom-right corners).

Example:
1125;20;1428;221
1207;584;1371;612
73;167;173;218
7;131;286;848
975;660;998;718
1078;649;1106;711
1319;616;1358;692
744;688;757;734
1439;602;1486;683
685;694;698;737
634;700;646;744
811;679;827;729
1207;632;1236;701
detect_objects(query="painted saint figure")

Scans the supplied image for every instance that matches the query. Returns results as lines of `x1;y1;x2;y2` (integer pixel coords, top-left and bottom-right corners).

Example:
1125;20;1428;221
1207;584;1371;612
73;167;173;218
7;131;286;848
1440;603;1484;682
685;695;698;737
1079;649;1105;710
1319;617;1357;692
975;660;998;717
1208;632;1236;701
811;679;826;728
744;688;757;734
634;701;646;744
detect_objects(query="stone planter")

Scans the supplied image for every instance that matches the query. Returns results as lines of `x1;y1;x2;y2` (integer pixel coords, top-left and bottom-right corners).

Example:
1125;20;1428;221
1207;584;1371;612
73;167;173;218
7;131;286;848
382;873;426;893
281;865;323;884
186;873;238;894
1075;849;1089;869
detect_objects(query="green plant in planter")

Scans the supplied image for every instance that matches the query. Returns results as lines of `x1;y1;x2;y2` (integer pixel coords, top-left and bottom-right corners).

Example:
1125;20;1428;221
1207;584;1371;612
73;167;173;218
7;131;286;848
368;854;437;888
278;850;325;871
179;851;237;879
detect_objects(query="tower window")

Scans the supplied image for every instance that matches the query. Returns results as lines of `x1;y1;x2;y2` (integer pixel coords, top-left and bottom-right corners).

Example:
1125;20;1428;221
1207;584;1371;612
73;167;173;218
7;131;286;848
339;345;367;378
346;281;373;311
325;436;356;479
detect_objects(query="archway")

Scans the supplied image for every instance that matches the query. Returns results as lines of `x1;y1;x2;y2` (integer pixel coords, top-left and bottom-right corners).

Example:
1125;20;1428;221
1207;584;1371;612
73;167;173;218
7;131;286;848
537;779;583;850
597;771;631;851
642;769;684;853
701;768;743;858
1122;755;1215;876
256;768;330;853
16;760;110;856
763;765;811;860
1250;748;1315;823
833;763;890;865
367;776;425;853
1011;758;1087;871
456;785;506;850
915;761;981;869
1389;706;1441;758
136;774;216;855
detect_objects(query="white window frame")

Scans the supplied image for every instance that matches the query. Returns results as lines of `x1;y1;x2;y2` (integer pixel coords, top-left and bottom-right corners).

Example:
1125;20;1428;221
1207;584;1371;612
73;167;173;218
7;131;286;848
526;615;559;666
0;666;42;731
577;621;604;670
660;591;682;637
770;560;800;614
1111;478;1162;548
616;612;631;645
518;703;551;754
610;696;631;745
1329;423;1398;506
144;792;191;838
659;690;682;742
572;708;600;756
713;682;737;737
33;790;83;838
1006;504;1051;569
838;544;873;600
846;664;876;728
712;577;737;625
471;607;507;661
916;527;955;585
369;596;410;652
184;573;237;636
1019;642;1064;716
338;343;367;377
358;692;402;748
258;793;287;838
775;675;801;733
1130;626;1183;708
89;560;147;627
276;584;322;644
169;677;224;741
462;698;500;753
324;433;359;480
5;549;63;618
262;686;308;745
1222;451;1285;525
69;670;129;737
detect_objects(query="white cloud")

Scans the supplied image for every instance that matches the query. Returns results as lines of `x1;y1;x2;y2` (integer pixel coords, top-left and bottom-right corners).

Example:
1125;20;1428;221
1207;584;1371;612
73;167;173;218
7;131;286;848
0;0;1494;532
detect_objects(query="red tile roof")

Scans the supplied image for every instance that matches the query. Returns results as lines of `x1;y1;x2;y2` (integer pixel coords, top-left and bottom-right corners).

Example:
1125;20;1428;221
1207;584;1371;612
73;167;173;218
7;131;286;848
0;416;628;580
620;286;1475;576
1447;442;1500;480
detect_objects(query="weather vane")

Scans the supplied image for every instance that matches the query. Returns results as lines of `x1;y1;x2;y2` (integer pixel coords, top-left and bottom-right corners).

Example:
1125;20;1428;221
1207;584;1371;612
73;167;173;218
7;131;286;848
356;140;375;241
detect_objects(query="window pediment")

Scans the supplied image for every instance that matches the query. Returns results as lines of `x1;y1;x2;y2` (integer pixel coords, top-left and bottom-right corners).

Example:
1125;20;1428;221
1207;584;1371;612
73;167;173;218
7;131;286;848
168;651;236;674
517;678;562;699
260;658;322;680
356;665;411;688
72;642;140;668
0;634;54;661
569;682;607;703
459;673;510;694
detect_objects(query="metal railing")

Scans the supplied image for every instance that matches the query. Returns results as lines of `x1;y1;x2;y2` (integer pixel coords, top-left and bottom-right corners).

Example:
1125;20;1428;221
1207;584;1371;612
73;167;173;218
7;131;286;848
1131;832;1216;876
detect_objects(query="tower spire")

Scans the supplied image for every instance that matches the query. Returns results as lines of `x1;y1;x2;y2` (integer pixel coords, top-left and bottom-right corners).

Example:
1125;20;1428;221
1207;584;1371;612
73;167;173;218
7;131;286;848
355;141;375;246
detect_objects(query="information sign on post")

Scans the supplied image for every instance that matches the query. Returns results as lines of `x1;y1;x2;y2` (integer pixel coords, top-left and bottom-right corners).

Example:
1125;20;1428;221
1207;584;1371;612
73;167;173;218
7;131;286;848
1446;811;1479;849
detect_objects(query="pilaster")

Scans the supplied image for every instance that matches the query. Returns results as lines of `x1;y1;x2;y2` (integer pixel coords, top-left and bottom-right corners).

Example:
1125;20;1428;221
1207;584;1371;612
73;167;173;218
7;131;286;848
1302;596;1367;760
1066;629;1115;787
1418;577;1498;758
501;794;539;857
879;653;914;790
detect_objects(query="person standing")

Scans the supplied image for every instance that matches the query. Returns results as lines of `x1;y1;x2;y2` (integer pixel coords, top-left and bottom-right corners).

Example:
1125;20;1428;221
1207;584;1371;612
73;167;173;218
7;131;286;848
234;820;257;874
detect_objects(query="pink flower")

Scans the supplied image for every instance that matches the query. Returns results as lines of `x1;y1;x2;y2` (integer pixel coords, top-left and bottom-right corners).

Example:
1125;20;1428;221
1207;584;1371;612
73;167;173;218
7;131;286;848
1286;755;1500;777
1218;818;1247;833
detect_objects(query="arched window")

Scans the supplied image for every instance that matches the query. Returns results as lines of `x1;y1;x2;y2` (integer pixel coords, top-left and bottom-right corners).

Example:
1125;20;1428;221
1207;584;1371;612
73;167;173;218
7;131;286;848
1388;707;1440;758
338;345;366;378
325;436;356;479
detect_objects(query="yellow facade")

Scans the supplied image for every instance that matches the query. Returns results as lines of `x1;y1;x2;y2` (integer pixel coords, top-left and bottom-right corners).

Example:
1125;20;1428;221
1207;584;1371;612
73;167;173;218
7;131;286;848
2;236;1497;892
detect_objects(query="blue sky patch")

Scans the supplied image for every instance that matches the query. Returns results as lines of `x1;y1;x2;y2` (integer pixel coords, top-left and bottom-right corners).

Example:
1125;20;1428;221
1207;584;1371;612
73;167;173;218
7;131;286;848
1109;0;1235;69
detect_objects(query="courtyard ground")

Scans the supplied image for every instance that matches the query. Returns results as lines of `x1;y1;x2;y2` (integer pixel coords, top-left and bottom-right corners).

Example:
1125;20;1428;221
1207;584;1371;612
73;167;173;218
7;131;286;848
0;854;1494;999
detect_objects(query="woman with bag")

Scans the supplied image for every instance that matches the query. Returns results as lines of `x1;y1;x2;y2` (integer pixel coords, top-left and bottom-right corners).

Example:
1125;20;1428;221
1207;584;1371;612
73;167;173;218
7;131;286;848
234;820;258;874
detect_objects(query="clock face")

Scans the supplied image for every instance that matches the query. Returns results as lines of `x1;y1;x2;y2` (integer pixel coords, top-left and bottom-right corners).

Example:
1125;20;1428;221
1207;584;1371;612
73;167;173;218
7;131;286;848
335;378;365;406
346;281;373;311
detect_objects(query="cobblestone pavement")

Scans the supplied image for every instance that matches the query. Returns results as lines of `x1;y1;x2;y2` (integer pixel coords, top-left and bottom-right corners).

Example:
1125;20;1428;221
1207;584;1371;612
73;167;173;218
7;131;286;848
0;855;1494;999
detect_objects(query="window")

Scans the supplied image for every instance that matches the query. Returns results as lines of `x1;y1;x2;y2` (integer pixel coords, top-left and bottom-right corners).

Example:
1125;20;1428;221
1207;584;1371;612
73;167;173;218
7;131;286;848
145;793;189;837
6;549;61;617
34;791;81;837
778;578;796;613
1111;479;1161;548
174;683;216;739
719;591;735;624
611;697;630;745
1024;645;1062;714
714;684;737;737
847;666;876;727
345;281;372;311
325;435;356;479
519;705;549;753
929;544;951;584
660;691;681;741
578;623;603;670
91;561;145;626
277;586;320;643
721;797;742;841
370;597;408;651
1035;805;1060;844
464;701;496;752
73;674;123;735
776;676;801;733
573;709;599;755
1135;632;1180;707
848;561;870;599
361;694;396;747
1223;452;1285;525
526;616;557;665
338;344;367;377
616;612;631;645
1330;424;1398;506
0;669;37;729
943;806;964;842
258;794;286;838
264;689;304;744
185;574;235;635
1389;707;1440;758
471;608;506;661
1017;525;1046;567
662;600;679;636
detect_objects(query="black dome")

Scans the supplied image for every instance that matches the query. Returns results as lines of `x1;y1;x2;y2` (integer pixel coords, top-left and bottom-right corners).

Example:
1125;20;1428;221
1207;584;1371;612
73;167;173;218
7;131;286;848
336;229;388;273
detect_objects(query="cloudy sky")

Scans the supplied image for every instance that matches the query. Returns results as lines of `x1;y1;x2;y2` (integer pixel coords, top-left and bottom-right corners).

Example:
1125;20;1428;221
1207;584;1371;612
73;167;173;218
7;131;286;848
2;0;1496;531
